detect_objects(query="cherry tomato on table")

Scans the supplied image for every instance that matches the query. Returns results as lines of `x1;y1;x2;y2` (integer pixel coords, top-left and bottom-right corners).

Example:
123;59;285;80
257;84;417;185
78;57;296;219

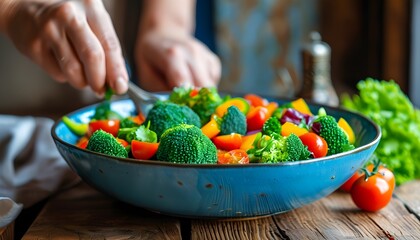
350;166;395;212
299;132;328;158
340;168;367;192
340;164;395;192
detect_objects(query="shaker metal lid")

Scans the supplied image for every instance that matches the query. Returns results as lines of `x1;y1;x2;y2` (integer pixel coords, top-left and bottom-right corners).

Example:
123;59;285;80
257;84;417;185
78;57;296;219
303;31;330;57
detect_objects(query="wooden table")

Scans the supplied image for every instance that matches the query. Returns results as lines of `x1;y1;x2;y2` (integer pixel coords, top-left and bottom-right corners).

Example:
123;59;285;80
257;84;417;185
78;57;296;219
19;180;420;239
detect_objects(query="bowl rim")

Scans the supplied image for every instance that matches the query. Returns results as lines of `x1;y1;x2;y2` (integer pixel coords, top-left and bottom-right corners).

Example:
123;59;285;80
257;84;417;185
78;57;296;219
51;96;381;169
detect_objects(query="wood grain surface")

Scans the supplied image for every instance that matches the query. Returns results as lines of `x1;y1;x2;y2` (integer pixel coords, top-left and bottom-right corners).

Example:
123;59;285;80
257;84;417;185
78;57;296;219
22;180;420;240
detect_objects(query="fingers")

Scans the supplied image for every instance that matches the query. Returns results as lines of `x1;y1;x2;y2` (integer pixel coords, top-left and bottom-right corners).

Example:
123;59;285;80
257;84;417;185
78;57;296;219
137;33;221;92
84;0;128;95
137;59;171;91
34;0;127;95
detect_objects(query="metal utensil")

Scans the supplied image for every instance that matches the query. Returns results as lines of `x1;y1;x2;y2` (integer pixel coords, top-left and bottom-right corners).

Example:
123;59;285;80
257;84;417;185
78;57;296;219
126;81;167;116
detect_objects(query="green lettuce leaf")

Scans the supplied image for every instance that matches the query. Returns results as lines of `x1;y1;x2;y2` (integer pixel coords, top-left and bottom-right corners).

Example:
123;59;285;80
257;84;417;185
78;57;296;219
341;78;420;185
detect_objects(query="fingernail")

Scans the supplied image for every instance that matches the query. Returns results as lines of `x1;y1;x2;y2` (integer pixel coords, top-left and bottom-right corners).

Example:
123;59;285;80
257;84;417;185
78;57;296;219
95;91;105;99
179;80;193;89
115;77;128;94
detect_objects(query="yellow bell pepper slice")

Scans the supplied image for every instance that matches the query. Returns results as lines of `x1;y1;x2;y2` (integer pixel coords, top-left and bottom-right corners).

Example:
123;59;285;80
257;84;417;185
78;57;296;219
338;117;355;144
291;98;312;115
281;122;308;137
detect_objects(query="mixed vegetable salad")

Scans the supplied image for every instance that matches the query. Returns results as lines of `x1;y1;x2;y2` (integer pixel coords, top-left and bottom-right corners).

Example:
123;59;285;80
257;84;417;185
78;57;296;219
63;87;356;165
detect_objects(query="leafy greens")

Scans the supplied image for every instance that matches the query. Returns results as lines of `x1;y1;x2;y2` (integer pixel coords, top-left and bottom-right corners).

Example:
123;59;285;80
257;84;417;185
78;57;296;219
341;78;420;185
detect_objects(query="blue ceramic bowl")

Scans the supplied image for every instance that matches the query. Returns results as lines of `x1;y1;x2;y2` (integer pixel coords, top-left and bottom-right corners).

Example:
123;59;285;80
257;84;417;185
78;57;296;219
51;98;381;219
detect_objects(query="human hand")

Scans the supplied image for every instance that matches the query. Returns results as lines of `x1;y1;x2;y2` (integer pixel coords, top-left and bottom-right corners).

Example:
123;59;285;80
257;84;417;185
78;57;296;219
135;28;221;92
0;0;128;95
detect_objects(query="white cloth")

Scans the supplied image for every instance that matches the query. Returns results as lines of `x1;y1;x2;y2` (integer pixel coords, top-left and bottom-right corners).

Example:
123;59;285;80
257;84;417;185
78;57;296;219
0;197;22;228
0;115;80;210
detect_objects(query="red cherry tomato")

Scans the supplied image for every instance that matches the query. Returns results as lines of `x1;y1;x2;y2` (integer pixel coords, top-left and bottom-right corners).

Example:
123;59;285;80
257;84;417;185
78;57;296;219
116;138;129;148
244;94;269;107
88;119;120;137
246;106;269;132
340;164;395;192
217;149;250;164
376;165;396;191
350;167;394;212
190;88;199;97
340;168;367;192
131;140;159;160
212;133;243;151
299;132;328;158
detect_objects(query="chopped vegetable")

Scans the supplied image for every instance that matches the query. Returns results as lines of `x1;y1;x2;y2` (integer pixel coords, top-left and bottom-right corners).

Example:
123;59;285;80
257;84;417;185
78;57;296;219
311;115;354;155
62;116;88;136
243;94;269;107
240;132;259;151
169;87;223;125
262;117;281;136
280;108;313;128
337;117;355;145
247;133;311;163
212;133;242;151
245;102;277;132
217;149;249;164
91;88;123;121
290;98;313;115
299;132;328;158
86;130;128;158
145;101;201;139
220;106;247;135
201;115;221;139
117;122;157;144
215;97;250;117
281;122;309;137
131;140;159;160
88;119;120;137
246;106;269;132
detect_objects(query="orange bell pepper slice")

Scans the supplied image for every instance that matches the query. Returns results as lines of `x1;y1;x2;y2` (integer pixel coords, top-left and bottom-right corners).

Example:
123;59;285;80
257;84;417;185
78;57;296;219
201;115;221;139
240;132;260;151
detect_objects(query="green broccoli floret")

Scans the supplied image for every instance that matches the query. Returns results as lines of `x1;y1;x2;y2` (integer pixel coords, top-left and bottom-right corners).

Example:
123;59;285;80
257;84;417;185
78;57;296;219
247;133;310;163
119;116;141;128
219;106;247;135
169;87;223;125
262;117;281;136
86;129;128;158
145;101;201;139
157;124;217;164
312;115;354;155
285;133;311;161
